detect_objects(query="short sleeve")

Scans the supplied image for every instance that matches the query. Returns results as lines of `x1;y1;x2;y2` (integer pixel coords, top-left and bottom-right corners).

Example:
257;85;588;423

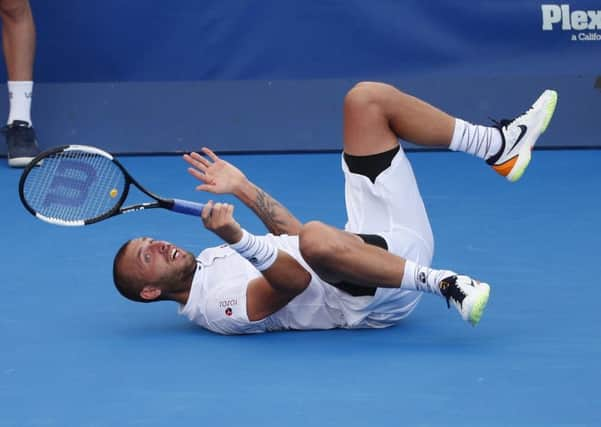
203;275;268;335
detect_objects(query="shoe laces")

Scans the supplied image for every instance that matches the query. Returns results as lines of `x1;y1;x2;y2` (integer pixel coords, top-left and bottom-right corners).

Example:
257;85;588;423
489;117;513;129
4;122;35;144
439;276;467;309
489;102;536;129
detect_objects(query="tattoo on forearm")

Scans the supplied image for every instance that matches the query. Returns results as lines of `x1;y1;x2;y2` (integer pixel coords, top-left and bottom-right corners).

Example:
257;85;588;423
253;189;299;235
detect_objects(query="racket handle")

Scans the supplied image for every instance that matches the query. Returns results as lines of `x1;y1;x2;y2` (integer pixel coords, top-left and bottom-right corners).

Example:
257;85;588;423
170;199;205;217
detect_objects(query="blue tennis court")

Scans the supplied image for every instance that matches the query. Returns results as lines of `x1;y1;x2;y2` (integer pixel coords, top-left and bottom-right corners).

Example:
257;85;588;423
1;148;599;426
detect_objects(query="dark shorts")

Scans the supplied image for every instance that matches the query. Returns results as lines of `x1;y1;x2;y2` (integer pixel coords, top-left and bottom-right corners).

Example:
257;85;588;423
329;233;388;297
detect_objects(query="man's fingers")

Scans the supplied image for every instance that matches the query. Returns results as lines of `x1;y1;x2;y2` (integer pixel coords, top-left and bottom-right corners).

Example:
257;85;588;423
188;167;210;182
185;152;212;170
211;202;234;223
201;200;234;230
190;151;212;166
202;147;220;162
201;201;214;222
184;153;209;169
195;184;213;192
215;203;229;222
184;159;208;175
188;168;216;187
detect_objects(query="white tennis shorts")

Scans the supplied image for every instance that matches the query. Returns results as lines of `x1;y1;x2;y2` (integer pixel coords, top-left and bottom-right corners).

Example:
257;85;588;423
338;145;434;328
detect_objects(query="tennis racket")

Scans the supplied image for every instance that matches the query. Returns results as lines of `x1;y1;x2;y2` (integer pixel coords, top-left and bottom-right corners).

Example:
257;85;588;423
19;145;205;226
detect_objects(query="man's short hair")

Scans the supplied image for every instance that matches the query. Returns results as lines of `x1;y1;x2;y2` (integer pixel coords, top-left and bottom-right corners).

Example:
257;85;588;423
113;239;147;303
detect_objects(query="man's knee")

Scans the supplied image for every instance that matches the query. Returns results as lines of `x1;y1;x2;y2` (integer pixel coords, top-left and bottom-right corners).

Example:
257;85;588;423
344;82;380;112
344;81;397;111
0;0;30;20
299;221;335;265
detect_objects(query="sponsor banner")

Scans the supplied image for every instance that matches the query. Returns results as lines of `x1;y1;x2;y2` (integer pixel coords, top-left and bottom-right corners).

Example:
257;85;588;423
542;4;601;41
19;0;601;82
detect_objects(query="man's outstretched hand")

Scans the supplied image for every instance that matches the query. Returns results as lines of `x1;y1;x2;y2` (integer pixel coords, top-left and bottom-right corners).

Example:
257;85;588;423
183;147;247;196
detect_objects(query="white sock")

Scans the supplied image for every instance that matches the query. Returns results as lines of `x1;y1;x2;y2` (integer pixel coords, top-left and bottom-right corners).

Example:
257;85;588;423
401;260;455;296
449;118;502;160
7;81;33;125
230;229;278;271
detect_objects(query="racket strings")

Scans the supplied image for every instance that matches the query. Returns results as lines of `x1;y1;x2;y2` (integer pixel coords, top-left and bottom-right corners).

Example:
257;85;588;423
82;153;124;218
27;154;61;214
23;150;126;222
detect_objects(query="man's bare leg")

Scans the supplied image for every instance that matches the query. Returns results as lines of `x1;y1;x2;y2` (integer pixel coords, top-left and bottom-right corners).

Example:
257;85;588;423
343;81;502;158
343;81;558;181
299;221;413;288
298;221;490;326
343;81;455;157
0;0;35;82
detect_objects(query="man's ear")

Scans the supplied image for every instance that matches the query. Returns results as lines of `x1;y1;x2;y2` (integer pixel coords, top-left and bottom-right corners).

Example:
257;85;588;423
140;285;162;301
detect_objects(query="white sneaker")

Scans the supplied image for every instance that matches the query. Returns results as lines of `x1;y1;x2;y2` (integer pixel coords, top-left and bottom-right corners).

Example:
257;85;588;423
439;275;490;326
486;90;558;182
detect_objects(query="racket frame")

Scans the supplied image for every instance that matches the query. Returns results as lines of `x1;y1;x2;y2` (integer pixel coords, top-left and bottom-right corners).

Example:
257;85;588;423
19;145;182;226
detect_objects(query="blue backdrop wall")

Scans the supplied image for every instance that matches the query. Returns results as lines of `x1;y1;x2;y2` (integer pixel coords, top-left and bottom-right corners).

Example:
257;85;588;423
0;0;599;153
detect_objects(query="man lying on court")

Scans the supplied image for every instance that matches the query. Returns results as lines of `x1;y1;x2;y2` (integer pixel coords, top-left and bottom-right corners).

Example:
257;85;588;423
113;82;557;335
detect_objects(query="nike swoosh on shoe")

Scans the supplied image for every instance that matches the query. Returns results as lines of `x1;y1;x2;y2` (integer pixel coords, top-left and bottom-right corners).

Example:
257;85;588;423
507;125;528;154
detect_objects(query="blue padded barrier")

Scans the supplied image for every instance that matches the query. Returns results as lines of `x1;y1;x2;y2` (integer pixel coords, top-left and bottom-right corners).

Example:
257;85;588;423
0;0;598;154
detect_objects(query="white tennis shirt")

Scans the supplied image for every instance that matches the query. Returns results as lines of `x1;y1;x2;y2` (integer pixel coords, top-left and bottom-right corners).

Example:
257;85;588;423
178;233;422;335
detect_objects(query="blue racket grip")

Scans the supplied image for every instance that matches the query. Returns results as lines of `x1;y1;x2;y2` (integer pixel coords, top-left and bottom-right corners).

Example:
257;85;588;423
170;199;205;217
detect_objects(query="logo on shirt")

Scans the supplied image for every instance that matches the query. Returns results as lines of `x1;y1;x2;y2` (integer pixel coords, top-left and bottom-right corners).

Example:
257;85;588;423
219;298;238;308
219;299;237;316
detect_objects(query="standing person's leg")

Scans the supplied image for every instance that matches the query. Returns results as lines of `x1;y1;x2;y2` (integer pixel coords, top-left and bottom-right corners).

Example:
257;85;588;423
0;0;39;167
1;0;34;82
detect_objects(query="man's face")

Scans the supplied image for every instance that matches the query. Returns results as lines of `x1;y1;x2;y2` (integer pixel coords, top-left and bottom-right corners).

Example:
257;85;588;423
122;237;197;291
